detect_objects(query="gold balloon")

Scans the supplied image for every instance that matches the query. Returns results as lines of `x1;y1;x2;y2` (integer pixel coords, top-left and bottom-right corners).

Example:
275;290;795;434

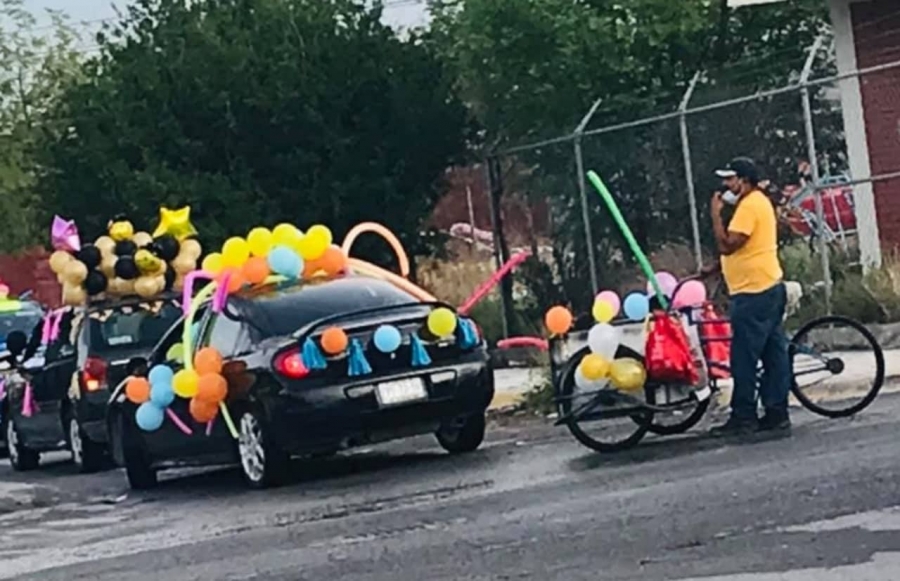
101;254;117;277
173;274;185;291
180;238;202;260
132;231;153;247
135;249;164;275
152;206;197;241
63;260;88;285
608;358;647;392
154;274;166;293
172;254;196;275
49;250;72;274
134;276;158;298
94;236;116;256
112;278;134;297
62;283;87;306
109;219;134;242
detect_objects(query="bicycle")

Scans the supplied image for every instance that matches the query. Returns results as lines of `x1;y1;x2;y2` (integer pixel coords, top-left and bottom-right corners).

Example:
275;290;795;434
550;277;886;453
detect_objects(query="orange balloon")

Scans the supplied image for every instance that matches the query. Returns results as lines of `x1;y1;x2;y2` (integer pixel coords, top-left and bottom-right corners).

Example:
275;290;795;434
196;372;228;403
194;347;223;375
320;326;348;355
242;256;270;285
222;269;247;293
545;306;573;335
125;377;151;404
319;245;348;276
189;397;219;423
303;256;326;279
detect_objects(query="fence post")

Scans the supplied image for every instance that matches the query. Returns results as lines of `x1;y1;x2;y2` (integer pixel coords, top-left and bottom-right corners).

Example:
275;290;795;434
485;156;514;338
574;97;604;296
679;71;704;273
800;35;833;315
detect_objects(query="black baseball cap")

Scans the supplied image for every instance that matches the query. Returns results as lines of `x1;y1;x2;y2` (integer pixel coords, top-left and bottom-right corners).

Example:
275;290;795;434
715;157;759;183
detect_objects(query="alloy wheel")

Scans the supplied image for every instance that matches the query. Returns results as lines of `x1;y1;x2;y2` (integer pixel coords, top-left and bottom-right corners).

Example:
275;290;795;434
70;418;83;467
238;413;266;484
7;418;18;466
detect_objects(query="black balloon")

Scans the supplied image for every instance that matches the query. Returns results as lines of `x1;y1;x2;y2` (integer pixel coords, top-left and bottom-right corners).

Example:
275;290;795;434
76;244;102;270
83;270;109;296
153;234;180;261
114;256;140;280
115;240;137;257
164;267;176;291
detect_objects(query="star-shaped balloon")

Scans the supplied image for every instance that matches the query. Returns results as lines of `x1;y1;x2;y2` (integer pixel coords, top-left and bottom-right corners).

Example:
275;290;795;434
152;206;197;241
51;215;81;252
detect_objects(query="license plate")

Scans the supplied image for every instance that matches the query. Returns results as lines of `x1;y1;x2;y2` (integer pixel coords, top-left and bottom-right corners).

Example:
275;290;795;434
375;378;427;407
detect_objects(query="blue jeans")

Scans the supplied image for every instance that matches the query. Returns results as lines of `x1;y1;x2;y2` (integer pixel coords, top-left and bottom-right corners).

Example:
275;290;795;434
729;283;791;420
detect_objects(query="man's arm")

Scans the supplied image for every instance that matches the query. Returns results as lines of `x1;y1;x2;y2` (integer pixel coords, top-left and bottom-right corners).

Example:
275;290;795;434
710;192;751;256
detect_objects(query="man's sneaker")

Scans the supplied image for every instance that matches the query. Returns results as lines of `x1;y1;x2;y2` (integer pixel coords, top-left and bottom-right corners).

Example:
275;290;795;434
709;416;758;438
758;412;791;435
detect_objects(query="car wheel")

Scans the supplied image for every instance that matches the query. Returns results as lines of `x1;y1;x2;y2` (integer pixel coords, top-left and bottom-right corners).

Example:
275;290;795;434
119;415;157;490
436;413;486;454
7;416;39;471
237;407;289;489
69;417;105;474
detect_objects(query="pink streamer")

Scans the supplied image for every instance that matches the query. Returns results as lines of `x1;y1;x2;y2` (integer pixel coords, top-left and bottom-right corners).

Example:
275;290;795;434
212;272;231;313
181;270;215;316
0;378;6;401
458;251;531;315
40;314;53;345
49;310;64;342
21;382;37;417
165;408;194;435
497;337;549;351
205;419;214;436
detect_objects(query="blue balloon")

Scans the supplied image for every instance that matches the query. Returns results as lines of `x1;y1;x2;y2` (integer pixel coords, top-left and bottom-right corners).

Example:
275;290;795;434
135;402;164;432
149;381;175;408
148;364;174;387
373;325;402;353
267;245;303;278
623;292;650;321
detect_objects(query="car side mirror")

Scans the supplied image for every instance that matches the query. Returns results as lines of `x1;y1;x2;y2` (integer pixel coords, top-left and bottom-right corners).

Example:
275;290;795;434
6;331;27;358
126;356;149;377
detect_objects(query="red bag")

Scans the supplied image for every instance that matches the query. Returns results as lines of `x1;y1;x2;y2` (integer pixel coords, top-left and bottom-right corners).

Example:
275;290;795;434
698;303;731;379
645;312;699;384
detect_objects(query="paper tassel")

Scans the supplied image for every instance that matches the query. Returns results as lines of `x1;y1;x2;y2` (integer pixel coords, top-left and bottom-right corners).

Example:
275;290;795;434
458;318;478;349
301;337;327;370
411;335;432;367
347;339;372;377
0;378;5;401
22;382;38;417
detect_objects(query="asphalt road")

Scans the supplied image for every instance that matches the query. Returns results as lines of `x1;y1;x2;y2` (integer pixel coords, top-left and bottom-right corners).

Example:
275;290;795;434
2;394;900;580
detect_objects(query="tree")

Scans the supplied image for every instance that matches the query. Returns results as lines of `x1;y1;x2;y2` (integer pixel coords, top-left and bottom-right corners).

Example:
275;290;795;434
0;0;82;252
35;0;469;262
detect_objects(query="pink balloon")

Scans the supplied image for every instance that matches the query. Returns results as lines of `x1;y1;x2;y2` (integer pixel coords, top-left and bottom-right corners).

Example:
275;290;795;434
595;290;621;314
673;280;708;308
647;271;678;297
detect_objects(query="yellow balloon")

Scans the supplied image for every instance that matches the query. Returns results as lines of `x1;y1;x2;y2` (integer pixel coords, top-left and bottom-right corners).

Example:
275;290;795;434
297;225;331;261
580;353;611;381
202;252;224;274
306;224;332;246
172;368;199;398
247;227;274;257
272;223;302;248
166;342;185;363
427;307;458;338
609;358;647;392
592;300;615;324
221;237;250;267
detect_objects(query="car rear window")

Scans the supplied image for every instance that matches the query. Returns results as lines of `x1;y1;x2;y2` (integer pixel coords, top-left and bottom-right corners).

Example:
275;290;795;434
238;276;422;338
0;303;43;340
87;302;182;351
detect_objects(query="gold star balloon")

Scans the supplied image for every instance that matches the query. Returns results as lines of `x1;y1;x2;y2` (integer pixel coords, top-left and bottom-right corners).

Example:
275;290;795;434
152;206;198;241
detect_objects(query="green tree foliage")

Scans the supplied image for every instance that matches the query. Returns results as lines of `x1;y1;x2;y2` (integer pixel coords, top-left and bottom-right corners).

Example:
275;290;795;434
36;0;469;259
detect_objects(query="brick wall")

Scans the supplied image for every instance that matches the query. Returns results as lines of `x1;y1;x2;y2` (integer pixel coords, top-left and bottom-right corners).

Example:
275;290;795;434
852;0;900;248
0;247;61;308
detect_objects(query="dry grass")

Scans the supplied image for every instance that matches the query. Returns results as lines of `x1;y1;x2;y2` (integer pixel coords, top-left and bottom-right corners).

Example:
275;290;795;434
416;243;496;306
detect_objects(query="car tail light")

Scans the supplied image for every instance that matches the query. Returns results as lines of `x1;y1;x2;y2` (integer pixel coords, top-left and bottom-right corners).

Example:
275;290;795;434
273;348;309;379
82;356;108;392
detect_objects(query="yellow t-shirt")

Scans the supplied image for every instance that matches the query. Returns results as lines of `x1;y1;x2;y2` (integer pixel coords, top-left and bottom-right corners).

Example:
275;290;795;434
720;190;783;295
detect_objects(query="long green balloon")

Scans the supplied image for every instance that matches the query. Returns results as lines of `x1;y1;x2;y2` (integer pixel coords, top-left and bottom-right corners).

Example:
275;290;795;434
587;171;669;309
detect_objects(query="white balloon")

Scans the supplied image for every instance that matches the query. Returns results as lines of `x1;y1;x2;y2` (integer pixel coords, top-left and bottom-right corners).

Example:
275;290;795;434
587;323;622;359
574;365;609;392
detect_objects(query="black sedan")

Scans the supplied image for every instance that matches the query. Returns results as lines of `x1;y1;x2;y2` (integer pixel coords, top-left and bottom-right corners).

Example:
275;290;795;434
107;276;494;489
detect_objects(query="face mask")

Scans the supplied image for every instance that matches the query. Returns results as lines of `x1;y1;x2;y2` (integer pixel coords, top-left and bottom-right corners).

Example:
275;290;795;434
721;191;739;205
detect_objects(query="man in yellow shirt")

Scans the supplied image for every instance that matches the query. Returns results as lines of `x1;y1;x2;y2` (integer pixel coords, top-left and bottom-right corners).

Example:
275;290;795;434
708;158;790;437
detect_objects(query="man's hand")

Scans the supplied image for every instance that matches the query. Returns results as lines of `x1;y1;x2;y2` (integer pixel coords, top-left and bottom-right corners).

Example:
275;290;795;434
700;263;721;279
711;191;724;216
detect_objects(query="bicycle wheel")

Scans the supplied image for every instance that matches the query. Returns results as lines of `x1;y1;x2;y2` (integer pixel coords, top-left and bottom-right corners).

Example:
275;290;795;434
789;315;885;418
558;347;651;453
642;391;711;436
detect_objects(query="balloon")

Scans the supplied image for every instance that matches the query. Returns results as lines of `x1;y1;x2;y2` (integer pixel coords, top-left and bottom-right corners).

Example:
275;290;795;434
165;342;184;362
297;225;331;261
247;227;274;257
164;268;177;291
171;254;195;275
173;368;200;398
76;244;102;270
320;326;348;355
574;366;607;391
114;256;140;280
125;377;151;404
152;234;180;261
132;231;153;247
114;240;138;258
373;325;402;353
134;249;164;275
194;347;223;375
202;252;224;274
303;256;326;279
427;308;457;338
319;245;348;276
152;206;198;241
100;254;117;277
150;381;175;408
623;292;650;322
595;290;621;314
544;306;573;335
673;280;708;309
272;223;302;248
267;245;303;278
196;372;227;403
134;276;158;298
592;299;616;324
62;283;87;306
83;270;108;296
148;364;175;387
341;222;410;277
189;398;219;423
63;260;88;285
94;236;116;256
135;402;164;432
587;323;621;359
647;271;678;298
221;268;247;293
579;353;611;381
108;218;134;242
222;237;250;268
609;358;647;392
51;215;81;252
49;250;72;274
242;256;271;284
180;238;202;260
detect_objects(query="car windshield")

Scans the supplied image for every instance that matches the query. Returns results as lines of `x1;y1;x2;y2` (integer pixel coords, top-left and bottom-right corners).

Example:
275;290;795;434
0;301;43;342
237;276;422;338
88;302;182;351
